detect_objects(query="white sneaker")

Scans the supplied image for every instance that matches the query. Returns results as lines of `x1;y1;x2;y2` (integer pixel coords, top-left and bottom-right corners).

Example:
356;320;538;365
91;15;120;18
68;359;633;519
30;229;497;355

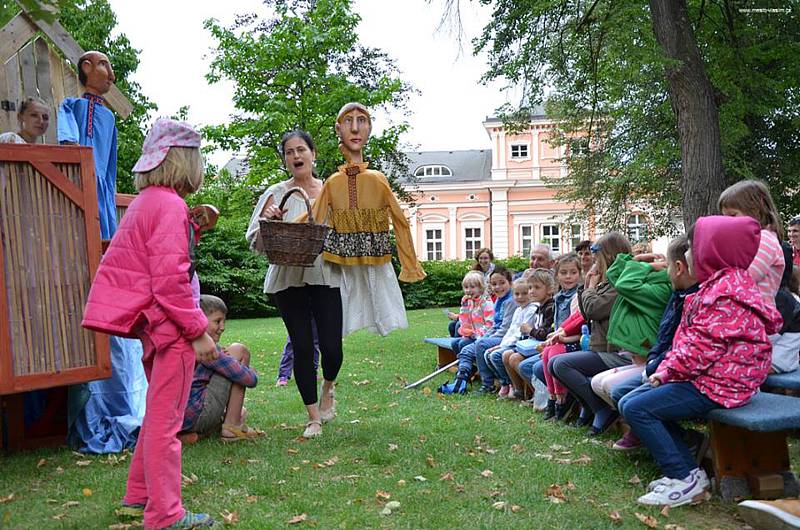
648;468;709;492
637;473;710;507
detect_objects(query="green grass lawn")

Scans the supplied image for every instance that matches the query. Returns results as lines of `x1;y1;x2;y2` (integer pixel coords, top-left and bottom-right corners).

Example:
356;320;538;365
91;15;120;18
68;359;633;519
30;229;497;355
0;308;794;529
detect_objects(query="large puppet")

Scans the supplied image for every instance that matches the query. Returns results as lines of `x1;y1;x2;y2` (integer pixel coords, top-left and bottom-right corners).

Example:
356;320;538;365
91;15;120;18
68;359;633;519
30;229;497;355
309;102;425;336
58;51;146;453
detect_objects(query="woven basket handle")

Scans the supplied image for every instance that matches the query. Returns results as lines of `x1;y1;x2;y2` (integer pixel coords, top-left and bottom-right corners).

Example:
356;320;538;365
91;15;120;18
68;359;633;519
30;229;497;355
278;186;315;224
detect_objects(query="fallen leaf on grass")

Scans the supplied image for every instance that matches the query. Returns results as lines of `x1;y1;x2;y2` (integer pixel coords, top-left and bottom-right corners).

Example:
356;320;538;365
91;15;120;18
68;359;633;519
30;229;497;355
426;455;435;468
388;443;398;452
549;444;566;451
181;473;199;486
534;453;553;461
660;505;670;518
244;459;261;464
609;511;623;524
287;448;299;455
635;512;658;528
0;494;14;504
287;513;307;524
37;458;47;468
52;513;67;520
82;488;93;497
323;457;339;467
75;460;92;467
439;472;454;481
375;490;391;501
348;419;361;424
628;475;642;485
573;454;592;465
47;499;59;504
62;501;80;508
422;388;432;396
220;510;239;525
492;501;507;510
108;522;143;529
413;475;427;482
353;380;370;386
511;444;524;454
386;501;401;510
511;505;522;513
480;469;493;478
565;482;576;491
380;507;392;516
545;484;567;504
56;466;64;474
245;495;258;503
664;525;686;530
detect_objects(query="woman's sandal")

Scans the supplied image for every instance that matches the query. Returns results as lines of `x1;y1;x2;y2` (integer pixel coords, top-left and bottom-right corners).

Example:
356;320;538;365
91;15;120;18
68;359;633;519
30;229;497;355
164;511;215;529
220;423;264;443
302;419;322;439
320;388;336;423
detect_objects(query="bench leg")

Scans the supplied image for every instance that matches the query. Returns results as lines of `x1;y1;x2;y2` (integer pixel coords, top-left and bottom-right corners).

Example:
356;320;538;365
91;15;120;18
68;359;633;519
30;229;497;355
436;347;481;383
709;421;797;500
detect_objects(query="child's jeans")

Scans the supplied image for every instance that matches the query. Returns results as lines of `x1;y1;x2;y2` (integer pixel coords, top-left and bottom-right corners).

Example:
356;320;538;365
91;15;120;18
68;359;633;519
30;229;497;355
452;336;476;356
620;382;718;480
124;335;194;529
458;335;502;380
590;364;643;408
611;374;646;407
517;354;541;383
486;346;514;385
277;319;320;381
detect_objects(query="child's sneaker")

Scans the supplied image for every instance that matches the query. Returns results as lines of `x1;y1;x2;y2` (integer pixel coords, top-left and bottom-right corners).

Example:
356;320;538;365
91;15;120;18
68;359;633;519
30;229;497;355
165;511;215;529
276;377;288;387
497;385;511;399
638;471;710;507
612;430;641;451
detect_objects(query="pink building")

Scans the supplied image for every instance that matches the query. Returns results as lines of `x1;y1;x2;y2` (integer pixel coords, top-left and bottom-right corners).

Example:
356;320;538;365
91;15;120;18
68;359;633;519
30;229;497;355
402;112;600;261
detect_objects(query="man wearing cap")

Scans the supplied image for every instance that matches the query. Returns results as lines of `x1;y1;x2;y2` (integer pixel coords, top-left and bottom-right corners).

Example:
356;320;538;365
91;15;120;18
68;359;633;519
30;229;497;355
58;51;146;454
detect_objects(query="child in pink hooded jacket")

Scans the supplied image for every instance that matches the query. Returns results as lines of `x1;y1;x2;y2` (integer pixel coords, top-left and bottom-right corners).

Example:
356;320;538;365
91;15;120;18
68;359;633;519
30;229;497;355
82;119;217;530
621;215;781;509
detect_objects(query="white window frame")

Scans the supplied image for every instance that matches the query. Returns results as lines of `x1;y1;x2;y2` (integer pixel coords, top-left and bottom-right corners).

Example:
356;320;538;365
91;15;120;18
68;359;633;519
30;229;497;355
627;214;648;243
423;223;445;261
414;165;453;177
540;223;561;254
463;223;483;260
510;142;530;161
569;223;583;251
519;224;535;258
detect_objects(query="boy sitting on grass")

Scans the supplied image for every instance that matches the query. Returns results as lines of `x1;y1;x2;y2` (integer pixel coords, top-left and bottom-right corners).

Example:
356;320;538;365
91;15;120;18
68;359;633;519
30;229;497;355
180;295;262;443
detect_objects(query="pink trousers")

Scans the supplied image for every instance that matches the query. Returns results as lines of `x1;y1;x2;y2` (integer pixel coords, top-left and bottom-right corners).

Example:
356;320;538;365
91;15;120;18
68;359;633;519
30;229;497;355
123;336;194;529
541;343;569;396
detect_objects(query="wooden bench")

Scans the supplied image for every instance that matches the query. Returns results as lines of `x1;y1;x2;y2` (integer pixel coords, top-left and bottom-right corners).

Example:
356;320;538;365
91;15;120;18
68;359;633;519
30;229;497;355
706;392;800;500
423;338;482;383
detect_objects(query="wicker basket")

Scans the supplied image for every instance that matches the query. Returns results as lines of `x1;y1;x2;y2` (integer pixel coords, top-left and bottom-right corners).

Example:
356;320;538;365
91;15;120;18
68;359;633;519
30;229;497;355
258;187;329;267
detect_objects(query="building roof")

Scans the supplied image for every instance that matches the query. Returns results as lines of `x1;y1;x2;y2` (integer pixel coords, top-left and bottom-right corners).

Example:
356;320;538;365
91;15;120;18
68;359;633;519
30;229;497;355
483;104;548;125
401;149;492;184
222;157;249;177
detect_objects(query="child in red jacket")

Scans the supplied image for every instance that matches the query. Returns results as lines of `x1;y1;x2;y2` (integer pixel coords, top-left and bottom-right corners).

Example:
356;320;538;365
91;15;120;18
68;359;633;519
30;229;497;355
82;119;217;529
621;216;781;509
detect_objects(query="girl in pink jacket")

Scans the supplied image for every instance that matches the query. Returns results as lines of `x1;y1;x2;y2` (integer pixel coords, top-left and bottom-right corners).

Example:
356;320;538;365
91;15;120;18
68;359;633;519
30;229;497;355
82;119;217;530
621;216;781;509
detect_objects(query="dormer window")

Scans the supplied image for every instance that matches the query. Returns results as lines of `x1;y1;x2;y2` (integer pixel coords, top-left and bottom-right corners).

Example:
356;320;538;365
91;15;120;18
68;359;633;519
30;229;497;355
414;165;452;177
510;143;529;160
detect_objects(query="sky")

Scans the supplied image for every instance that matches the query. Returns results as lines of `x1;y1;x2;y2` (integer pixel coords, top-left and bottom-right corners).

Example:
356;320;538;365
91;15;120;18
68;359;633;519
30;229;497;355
107;0;514;167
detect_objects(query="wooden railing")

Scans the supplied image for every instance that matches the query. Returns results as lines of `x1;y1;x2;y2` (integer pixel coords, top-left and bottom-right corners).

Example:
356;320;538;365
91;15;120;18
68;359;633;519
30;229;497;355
0;144;110;394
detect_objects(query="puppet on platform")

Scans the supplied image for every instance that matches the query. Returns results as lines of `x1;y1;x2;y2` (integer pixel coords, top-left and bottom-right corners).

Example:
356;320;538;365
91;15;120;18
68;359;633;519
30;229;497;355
309;102;425;336
58;51;146;454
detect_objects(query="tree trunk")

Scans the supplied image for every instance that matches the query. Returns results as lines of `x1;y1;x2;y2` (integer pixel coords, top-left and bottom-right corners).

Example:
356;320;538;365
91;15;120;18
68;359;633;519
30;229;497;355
648;0;727;228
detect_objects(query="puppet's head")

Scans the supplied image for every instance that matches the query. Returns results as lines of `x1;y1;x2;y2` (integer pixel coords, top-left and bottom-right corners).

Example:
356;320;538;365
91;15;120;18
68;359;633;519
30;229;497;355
335;102;371;164
78;51;115;96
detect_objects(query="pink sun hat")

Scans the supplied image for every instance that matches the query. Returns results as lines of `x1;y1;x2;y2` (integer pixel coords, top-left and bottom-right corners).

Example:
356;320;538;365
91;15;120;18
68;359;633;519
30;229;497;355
132;118;202;173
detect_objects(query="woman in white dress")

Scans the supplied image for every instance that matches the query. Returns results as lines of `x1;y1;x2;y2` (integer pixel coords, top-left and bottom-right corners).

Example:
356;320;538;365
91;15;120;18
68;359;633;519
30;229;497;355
246;130;342;439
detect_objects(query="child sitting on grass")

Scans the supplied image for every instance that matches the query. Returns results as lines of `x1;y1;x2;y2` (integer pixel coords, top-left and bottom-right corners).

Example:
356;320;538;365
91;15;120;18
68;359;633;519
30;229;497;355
181;295;263;443
504;269;555;398
621;216;781;508
485;279;539;399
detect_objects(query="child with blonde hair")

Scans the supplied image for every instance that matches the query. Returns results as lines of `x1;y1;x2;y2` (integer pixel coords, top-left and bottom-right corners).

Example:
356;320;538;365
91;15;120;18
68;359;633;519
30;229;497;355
82;119;217;529
485;279;539;399
504;269;555;398
452;271;494;355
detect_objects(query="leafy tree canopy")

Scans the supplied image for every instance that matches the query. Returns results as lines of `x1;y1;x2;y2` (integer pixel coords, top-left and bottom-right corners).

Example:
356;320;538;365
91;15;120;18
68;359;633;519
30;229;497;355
203;0;414;192
469;0;800;236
